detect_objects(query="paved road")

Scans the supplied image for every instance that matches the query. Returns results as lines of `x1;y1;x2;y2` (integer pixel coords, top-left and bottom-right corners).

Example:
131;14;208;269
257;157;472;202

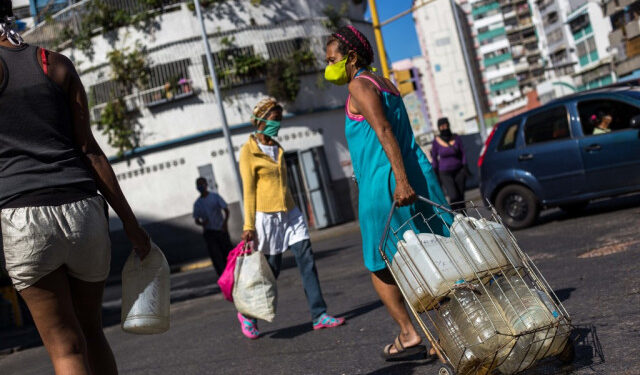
1;194;639;374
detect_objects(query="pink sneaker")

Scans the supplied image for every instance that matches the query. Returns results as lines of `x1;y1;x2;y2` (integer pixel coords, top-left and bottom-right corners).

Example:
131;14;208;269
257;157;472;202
312;313;345;330
237;312;260;339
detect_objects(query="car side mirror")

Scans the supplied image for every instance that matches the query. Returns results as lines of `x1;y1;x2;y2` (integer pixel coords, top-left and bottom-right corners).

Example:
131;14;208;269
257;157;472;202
630;114;640;128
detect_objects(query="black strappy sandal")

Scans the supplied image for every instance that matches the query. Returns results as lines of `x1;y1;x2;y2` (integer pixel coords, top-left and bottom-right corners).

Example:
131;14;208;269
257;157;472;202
381;335;427;362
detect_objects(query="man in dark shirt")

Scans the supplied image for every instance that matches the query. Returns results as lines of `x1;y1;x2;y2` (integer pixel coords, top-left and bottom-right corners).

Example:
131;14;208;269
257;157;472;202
193;177;233;276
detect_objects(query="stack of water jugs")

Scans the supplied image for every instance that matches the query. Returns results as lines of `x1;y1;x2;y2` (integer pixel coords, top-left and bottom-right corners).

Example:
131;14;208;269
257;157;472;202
391;215;571;374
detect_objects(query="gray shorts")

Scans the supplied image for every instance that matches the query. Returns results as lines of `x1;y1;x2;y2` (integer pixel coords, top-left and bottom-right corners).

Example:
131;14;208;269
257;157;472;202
1;196;111;291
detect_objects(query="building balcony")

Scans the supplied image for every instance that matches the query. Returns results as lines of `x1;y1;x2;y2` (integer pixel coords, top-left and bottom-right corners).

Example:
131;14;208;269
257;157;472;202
605;0;636;16
484;65;516;81
472;1;500;18
23;0;184;50
484;52;513;67
478;27;507;42
141;80;195;108
610;27;624;46
626;18;640;40
616;53;640;77
490;77;519;92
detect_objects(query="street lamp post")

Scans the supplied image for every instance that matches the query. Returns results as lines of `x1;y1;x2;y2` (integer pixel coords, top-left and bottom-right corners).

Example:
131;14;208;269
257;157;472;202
367;0;391;78
193;0;244;213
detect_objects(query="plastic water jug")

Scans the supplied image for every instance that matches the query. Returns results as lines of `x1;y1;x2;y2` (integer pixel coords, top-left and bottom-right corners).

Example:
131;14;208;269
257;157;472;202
489;276;557;373
391;230;468;311
450;215;512;272
437;287;511;375
476;218;523;268
535;289;571;357
121;242;170;334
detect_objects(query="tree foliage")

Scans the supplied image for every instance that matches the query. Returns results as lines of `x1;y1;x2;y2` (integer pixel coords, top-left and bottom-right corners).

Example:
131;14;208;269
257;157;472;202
95;43;150;156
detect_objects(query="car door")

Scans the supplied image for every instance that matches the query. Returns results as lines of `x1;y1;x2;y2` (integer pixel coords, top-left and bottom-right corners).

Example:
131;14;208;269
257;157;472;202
517;105;586;202
575;96;640;193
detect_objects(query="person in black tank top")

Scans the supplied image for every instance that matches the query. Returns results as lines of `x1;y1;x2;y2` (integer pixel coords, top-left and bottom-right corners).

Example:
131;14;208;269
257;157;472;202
0;1;150;374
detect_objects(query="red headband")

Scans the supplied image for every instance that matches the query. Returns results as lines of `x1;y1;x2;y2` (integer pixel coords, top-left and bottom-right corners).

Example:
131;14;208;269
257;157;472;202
333;32;354;49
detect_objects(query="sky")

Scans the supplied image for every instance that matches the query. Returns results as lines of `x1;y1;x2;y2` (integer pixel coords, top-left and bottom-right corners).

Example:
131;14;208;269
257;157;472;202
364;0;422;64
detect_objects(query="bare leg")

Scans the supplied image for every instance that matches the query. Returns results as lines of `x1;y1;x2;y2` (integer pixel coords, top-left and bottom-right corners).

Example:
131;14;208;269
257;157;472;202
19;267;91;375
68;276;117;375
371;268;421;354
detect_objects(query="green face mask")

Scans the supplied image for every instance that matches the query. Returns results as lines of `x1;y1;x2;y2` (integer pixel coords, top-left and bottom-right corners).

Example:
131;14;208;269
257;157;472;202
324;57;348;85
252;115;281;137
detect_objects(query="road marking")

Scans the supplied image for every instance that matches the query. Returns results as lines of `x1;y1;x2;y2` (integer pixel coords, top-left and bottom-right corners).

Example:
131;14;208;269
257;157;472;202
578;239;640;259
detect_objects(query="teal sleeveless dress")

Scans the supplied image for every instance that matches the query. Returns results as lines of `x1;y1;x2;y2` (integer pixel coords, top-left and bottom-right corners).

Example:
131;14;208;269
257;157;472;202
345;71;452;272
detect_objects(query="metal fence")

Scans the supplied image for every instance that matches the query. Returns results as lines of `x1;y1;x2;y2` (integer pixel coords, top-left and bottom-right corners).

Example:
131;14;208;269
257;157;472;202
22;0;183;50
78;16;331;121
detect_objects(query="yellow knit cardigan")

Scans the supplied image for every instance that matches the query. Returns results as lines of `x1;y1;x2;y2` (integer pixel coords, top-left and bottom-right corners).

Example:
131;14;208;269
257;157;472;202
239;135;295;231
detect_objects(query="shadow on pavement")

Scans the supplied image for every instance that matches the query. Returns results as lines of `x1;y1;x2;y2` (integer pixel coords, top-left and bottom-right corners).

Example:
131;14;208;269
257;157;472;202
553;288;576;303
537;192;640;226
263;300;384;340
523;323;605;374
365;358;437;375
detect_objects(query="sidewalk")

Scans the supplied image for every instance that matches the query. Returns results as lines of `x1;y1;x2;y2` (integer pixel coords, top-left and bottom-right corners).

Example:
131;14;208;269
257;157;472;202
170;220;362;273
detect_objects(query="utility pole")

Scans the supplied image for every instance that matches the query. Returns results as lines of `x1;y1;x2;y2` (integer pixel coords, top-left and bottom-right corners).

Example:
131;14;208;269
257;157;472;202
193;0;244;213
368;0;391;78
450;0;487;138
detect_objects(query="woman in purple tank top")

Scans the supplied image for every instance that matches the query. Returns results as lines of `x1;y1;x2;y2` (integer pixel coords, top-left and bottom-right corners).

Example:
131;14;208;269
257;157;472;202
0;1;150;373
430;117;468;211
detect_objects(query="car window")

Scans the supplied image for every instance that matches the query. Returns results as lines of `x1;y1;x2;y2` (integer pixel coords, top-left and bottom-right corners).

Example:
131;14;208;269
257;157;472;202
497;122;519;151
577;98;640;136
524;106;570;145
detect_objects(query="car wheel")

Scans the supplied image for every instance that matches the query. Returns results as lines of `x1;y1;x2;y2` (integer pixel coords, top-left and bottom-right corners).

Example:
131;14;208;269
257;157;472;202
559;201;589;215
495;184;539;230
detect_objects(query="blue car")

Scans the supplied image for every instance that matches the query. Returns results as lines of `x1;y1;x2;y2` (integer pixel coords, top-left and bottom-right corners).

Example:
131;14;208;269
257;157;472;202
479;86;640;229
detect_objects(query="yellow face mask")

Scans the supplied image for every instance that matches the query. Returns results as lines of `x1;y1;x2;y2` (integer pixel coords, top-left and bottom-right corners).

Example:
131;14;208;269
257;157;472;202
324;57;348;86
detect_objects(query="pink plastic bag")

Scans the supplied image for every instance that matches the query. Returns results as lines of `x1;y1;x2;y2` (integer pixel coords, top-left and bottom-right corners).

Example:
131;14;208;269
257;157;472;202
217;241;250;302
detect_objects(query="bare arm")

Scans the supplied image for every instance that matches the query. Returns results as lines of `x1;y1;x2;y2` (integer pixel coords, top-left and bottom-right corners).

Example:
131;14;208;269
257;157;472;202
348;77;416;206
46;50;151;258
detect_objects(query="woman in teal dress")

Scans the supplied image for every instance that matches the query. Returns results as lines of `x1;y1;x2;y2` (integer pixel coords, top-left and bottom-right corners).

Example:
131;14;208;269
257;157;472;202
325;26;451;360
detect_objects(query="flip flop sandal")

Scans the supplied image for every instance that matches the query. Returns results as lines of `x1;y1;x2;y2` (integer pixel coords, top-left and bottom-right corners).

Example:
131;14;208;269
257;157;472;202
381;335;427;362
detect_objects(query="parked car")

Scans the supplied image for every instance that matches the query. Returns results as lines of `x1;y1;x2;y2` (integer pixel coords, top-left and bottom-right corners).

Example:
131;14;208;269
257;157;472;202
479;86;640;229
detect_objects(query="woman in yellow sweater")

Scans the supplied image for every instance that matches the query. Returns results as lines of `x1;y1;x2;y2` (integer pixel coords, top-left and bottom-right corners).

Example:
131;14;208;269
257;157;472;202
237;98;344;339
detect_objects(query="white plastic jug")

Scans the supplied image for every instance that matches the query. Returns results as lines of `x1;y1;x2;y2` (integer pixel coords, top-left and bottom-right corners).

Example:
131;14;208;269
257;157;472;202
121;242;170;334
391;230;469;311
476;218;523;268
451;215;515;272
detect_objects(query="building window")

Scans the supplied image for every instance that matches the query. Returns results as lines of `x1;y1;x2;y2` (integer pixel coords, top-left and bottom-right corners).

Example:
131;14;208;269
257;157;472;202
435;37;451;46
141;59;194;107
265;38;316;74
576;36;598;66
435;64;441;72
90;80;128;107
202;46;264;89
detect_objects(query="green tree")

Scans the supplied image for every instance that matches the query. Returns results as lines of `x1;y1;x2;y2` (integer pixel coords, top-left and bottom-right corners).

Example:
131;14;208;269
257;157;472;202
95;43;150;156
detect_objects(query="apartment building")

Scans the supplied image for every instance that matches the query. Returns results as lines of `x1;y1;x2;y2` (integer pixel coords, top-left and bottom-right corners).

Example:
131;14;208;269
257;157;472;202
413;0;485;134
605;0;640;79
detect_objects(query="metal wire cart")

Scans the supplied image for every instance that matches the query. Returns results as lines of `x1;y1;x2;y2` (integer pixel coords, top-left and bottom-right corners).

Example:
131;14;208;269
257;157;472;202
379;196;575;375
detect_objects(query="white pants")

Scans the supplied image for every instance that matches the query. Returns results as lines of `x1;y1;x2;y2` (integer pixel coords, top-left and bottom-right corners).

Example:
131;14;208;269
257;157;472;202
255;207;309;255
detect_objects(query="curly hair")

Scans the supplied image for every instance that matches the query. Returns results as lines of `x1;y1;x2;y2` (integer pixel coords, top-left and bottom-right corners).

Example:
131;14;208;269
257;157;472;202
326;25;374;68
0;0;12;18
